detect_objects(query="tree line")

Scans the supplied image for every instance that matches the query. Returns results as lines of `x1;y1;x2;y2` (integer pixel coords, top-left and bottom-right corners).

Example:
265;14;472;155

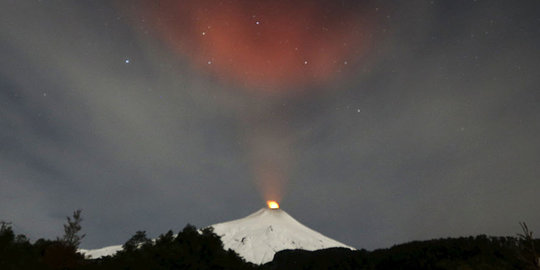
1;210;539;270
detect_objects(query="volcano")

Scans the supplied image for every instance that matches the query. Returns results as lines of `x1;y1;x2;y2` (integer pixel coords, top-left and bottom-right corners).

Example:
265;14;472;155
79;206;354;264
210;207;355;264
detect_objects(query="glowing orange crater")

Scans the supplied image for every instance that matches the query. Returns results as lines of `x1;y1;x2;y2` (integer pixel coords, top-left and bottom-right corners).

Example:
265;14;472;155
267;200;279;209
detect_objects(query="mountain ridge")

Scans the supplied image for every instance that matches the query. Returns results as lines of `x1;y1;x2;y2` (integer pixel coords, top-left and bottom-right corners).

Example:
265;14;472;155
210;207;355;264
80;207;355;264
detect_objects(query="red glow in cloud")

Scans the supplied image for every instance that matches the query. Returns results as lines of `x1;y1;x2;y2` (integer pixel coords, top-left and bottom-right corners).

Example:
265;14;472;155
142;0;374;92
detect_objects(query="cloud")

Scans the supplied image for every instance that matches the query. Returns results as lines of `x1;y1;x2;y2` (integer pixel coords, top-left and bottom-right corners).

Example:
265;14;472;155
1;0;539;250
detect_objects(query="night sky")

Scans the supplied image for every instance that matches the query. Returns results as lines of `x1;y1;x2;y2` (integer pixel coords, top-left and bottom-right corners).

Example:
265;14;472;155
1;0;540;251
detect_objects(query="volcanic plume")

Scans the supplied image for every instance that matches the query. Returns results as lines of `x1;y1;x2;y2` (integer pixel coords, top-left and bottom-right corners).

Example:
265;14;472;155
139;0;375;92
129;0;378;203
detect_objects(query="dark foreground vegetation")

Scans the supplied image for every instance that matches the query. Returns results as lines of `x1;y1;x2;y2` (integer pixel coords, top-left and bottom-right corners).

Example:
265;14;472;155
268;235;540;270
1;211;539;270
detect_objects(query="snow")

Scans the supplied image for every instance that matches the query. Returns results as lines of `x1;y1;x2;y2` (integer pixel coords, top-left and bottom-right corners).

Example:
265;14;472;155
79;245;122;259
78;207;355;264
210;208;355;264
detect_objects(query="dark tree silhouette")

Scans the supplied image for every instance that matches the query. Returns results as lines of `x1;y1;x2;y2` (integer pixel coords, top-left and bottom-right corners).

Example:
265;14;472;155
3;216;540;270
60;209;86;248
518;222;540;269
122;230;151;252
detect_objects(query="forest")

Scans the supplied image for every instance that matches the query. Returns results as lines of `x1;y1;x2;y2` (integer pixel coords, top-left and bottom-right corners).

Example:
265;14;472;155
1;211;539;270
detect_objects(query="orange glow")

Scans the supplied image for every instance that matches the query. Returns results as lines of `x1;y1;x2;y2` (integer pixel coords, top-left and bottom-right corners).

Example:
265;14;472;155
139;0;375;92
267;200;280;209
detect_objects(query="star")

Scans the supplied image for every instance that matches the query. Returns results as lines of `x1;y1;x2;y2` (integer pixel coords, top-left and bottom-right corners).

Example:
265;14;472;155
124;59;130;64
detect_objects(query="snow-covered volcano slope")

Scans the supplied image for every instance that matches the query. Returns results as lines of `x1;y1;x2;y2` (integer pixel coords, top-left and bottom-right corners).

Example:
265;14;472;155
79;207;354;263
210;208;355;264
79;245;122;259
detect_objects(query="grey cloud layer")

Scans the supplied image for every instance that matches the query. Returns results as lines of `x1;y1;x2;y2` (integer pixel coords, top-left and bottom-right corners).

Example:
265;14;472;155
1;1;539;249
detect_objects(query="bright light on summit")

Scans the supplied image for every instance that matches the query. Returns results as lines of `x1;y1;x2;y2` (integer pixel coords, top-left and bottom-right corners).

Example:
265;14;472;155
267;200;279;209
